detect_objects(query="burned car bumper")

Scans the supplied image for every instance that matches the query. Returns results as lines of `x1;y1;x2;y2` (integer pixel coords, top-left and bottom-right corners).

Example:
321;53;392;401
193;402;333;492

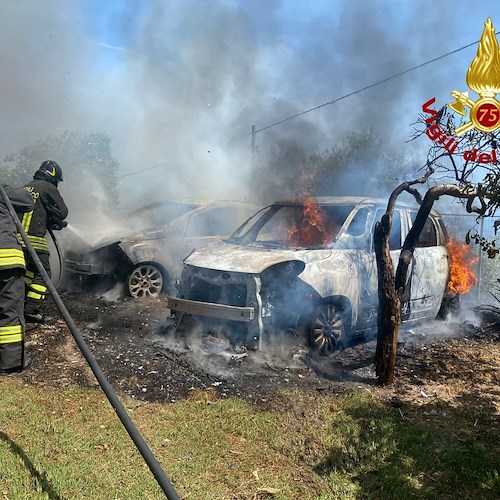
64;258;116;276
166;297;255;322
64;243;131;277
168;265;263;347
166;261;316;350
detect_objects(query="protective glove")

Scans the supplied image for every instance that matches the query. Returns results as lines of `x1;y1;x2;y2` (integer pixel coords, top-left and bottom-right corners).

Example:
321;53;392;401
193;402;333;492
49;220;68;230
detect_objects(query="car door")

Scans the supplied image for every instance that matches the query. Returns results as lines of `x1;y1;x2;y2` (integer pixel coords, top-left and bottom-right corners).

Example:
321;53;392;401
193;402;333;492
404;211;449;320
355;206;404;331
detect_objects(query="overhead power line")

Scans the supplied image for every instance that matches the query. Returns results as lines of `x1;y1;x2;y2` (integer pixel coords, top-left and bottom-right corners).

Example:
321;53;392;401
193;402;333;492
119;162;170;178
253;33;498;135
120;33;496;178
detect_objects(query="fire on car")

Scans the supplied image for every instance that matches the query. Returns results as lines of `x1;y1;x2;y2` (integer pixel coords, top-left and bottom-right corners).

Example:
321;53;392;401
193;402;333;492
165;196;456;355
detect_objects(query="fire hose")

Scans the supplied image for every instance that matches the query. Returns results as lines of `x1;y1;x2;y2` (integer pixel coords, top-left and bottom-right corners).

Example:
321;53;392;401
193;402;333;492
47;227;63;290
0;185;180;500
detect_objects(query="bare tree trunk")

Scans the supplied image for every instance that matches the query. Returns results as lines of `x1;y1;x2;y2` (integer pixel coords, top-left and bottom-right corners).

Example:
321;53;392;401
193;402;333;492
374;212;400;385
374;181;479;385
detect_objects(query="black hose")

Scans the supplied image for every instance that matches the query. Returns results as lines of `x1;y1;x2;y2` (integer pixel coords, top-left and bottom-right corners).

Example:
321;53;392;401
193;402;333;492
0;185;181;500
47;227;64;290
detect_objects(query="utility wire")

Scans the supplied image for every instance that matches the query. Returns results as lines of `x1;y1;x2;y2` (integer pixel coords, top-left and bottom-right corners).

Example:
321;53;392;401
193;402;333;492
253;33;499;135
119;33;496;178
120;162;170;179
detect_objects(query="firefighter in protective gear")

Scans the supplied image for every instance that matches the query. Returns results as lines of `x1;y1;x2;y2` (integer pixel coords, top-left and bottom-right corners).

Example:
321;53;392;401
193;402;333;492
0;184;35;374
17;160;68;323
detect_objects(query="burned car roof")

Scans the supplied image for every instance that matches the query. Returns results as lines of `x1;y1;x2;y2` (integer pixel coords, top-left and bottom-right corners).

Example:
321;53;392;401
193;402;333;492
273;196;427;210
71;199;257;252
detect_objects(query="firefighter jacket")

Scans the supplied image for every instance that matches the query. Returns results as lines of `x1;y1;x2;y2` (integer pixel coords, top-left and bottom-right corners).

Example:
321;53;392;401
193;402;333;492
17;174;69;254
0;185;35;270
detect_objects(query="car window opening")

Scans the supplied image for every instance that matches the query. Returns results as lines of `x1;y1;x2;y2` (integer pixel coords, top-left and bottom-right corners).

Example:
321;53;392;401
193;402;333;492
233;202;355;249
287;200;339;247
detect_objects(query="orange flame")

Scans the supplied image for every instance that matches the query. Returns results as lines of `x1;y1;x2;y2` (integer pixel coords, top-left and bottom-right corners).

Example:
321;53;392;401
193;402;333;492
288;199;336;247
447;238;479;294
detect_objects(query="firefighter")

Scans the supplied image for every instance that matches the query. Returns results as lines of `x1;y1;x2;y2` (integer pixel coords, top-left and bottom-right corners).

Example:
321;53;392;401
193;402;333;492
0;184;35;374
18;160;68;323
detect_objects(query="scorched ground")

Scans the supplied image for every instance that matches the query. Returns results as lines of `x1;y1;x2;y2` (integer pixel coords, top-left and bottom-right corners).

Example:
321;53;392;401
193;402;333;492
13;290;500;421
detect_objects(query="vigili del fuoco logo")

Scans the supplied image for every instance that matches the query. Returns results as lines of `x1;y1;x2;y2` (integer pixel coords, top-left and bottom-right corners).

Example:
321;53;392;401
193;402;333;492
422;17;500;164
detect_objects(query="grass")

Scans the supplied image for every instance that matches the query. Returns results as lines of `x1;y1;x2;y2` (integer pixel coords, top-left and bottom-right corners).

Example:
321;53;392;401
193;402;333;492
0;380;498;499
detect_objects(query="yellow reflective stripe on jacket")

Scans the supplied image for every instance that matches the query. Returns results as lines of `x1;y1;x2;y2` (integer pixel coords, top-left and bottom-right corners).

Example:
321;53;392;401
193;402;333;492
18;210;49;252
0;248;26;268
22;210;33;233
17;234;49;252
0;324;23;344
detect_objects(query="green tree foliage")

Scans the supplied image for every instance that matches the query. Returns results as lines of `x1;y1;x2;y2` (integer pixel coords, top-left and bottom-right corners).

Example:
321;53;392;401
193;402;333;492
1;130;120;205
253;129;416;204
252;138;308;203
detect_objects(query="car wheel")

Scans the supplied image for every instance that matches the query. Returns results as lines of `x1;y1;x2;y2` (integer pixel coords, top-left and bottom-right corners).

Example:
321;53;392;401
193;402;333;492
307;302;346;355
437;288;460;320
128;263;165;298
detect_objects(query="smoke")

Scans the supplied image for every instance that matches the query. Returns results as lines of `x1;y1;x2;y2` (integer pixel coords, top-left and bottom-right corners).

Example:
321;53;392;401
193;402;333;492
101;283;126;303
399;301;482;344
0;1;495;220
0;3;93;152
151;316;308;379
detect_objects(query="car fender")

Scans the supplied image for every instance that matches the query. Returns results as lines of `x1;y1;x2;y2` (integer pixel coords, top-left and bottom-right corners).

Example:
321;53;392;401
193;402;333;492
119;239;186;277
299;249;362;326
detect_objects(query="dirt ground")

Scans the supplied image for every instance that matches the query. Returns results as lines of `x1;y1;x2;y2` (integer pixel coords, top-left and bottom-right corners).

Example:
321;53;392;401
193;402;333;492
17;289;500;419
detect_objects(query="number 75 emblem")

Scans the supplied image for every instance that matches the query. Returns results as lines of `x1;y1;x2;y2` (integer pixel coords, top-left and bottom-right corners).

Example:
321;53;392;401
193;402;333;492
448;17;500;135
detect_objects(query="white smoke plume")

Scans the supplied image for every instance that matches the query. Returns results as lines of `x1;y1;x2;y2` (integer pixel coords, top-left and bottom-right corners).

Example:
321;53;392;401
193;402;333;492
0;1;495;216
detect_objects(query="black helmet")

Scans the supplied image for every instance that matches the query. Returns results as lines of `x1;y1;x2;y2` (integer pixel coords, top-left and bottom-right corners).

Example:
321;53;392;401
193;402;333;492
36;160;63;185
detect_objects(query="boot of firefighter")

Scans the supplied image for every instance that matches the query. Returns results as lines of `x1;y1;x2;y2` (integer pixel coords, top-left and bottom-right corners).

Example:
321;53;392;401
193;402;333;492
25;282;53;323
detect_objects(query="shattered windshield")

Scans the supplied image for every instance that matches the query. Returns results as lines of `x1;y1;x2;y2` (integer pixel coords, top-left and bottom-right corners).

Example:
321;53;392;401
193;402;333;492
229;203;355;248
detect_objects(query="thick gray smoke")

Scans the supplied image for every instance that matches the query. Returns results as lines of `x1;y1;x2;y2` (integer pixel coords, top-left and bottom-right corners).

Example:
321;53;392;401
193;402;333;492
0;1;495;215
0;3;89;152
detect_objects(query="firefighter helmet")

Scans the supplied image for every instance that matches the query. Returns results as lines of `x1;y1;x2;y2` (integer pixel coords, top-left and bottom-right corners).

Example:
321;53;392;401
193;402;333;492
37;160;63;185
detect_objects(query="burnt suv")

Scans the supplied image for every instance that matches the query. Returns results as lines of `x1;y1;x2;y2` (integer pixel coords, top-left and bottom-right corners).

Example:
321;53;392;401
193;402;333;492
166;197;451;354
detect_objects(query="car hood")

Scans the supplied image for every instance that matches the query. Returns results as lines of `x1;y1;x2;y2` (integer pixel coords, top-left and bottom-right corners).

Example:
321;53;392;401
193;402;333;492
81;224;174;252
184;241;331;274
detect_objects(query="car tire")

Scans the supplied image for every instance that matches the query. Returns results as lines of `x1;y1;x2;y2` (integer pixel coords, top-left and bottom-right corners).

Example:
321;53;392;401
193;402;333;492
127;263;167;299
306;301;347;355
437;288;460;320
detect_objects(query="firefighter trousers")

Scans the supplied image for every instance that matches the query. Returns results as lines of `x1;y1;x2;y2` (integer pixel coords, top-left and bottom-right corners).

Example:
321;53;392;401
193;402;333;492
24;250;51;317
0;268;25;371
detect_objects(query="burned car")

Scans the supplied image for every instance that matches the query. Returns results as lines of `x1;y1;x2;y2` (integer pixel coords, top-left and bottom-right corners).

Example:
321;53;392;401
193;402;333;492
166;197;451;354
64;200;260;298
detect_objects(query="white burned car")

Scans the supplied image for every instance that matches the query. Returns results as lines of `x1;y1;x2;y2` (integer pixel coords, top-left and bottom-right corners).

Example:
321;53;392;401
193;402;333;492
166;197;451;354
64;200;260;298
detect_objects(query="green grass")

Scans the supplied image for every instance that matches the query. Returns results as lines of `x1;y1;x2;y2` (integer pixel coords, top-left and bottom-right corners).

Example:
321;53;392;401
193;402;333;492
0;381;498;499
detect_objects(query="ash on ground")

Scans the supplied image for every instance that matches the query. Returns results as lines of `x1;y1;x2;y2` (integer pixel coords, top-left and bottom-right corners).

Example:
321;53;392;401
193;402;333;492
17;292;500;409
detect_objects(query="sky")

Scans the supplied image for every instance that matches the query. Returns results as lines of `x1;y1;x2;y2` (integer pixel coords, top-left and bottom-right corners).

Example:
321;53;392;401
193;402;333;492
1;0;499;210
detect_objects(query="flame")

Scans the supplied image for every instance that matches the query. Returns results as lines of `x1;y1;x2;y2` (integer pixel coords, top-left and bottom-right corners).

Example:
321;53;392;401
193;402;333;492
466;18;500;96
288;199;336;247
446;238;479;294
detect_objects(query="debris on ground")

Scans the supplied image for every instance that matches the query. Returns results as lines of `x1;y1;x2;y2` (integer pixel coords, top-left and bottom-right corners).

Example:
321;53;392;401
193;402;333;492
17;293;500;417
